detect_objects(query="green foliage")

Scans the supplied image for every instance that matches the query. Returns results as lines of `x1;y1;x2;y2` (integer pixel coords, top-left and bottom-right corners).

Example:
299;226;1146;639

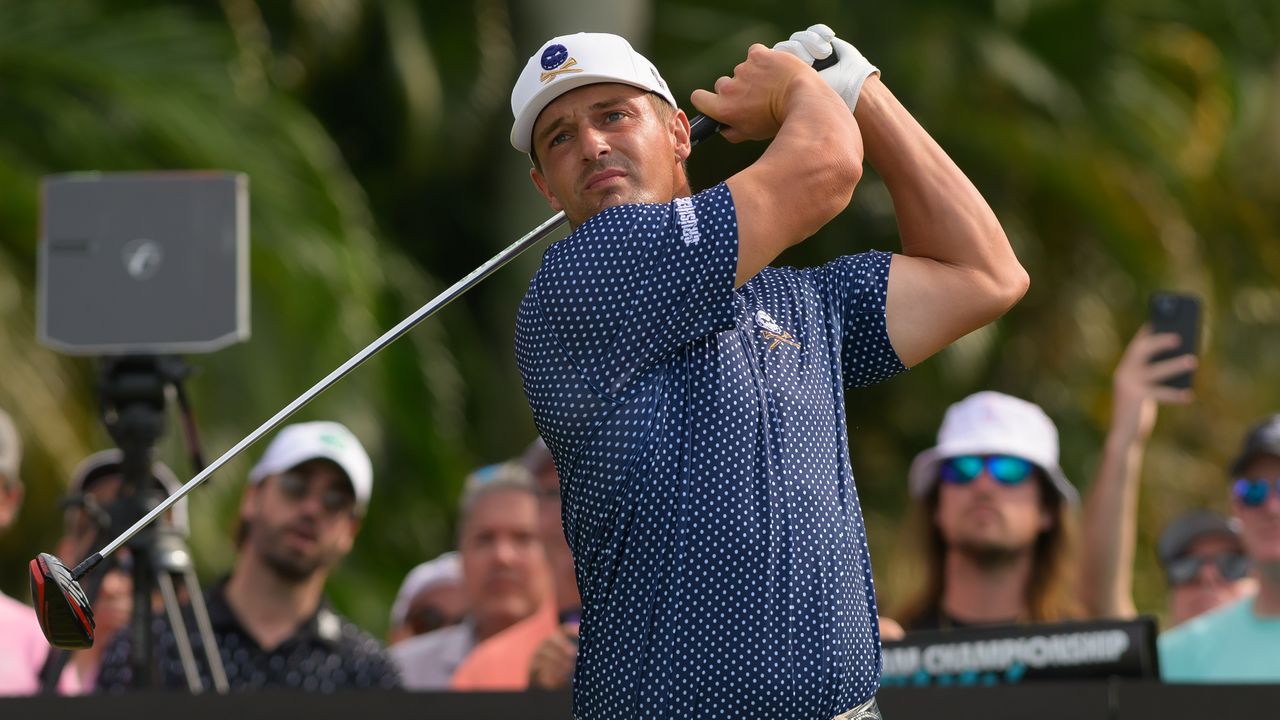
1;0;1278;637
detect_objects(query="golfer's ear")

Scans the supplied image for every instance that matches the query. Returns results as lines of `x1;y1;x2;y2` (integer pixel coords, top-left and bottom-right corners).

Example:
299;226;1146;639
530;167;564;212
671;109;692;163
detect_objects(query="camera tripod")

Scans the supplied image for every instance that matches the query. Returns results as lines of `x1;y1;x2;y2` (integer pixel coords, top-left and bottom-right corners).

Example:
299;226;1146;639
39;356;228;693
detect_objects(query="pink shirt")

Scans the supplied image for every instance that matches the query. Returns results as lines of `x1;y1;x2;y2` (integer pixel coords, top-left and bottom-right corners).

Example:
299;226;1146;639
0;591;49;696
449;602;559;691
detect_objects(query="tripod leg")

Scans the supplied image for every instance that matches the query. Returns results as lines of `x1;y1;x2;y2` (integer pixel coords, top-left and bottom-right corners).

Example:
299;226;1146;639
181;569;229;693
155;571;204;693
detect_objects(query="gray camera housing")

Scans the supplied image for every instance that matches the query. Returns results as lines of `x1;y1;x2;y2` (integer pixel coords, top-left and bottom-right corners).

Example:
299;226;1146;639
39;172;249;355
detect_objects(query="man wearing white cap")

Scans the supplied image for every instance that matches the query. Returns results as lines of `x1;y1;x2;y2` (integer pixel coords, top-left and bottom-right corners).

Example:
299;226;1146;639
894;392;1081;630
97;421;399;692
387;552;467;645
392;462;551;690
512;22;1027;720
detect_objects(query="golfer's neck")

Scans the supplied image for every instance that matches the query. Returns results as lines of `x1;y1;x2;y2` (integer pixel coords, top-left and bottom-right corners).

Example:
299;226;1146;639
226;553;327;649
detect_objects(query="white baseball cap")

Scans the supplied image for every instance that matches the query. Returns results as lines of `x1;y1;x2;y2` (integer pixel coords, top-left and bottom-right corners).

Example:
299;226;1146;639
510;32;677;154
389;551;463;627
907;391;1078;505
248;421;373;514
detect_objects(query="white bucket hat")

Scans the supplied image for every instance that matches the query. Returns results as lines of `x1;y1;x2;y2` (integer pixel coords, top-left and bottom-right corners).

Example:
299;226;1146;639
248;421;373;514
510;32;677;154
907;391;1078;505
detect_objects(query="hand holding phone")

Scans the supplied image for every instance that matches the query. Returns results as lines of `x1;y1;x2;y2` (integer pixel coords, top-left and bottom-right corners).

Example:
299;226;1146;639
1147;292;1201;389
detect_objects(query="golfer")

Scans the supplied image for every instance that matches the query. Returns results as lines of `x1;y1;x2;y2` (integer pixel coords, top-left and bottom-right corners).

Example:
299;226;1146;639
512;25;1027;719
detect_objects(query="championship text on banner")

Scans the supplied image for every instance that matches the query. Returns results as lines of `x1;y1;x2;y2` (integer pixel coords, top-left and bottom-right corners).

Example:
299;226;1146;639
880;617;1160;687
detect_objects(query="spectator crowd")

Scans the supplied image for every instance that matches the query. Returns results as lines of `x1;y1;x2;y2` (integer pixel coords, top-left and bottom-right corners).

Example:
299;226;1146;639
0;21;1276;702
1;323;1277;696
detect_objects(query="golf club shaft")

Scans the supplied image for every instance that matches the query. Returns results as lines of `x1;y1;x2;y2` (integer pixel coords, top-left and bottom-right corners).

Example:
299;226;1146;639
72;113;729;581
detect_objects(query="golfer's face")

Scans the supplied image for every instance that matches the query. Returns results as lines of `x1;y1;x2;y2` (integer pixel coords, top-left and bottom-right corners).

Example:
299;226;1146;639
530;83;687;225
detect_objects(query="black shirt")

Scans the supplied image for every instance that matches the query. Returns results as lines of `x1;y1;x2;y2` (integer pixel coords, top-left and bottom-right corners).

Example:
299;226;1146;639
96;579;400;692
904;612;1019;632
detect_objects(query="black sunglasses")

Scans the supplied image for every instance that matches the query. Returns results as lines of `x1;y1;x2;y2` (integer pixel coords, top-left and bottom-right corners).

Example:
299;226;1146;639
276;472;356;514
406;605;465;636
1165;553;1250;587
940;455;1036;486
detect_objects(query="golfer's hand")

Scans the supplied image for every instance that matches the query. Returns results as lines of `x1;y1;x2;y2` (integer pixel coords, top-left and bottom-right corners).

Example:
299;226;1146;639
773;24;878;113
690;45;820;143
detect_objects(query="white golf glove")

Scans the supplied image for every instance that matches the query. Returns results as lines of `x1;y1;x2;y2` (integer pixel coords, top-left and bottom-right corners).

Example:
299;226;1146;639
773;24;878;113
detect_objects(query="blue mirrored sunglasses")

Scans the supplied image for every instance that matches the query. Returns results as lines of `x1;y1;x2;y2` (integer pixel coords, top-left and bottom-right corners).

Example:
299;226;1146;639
1232;478;1280;508
940;455;1036;486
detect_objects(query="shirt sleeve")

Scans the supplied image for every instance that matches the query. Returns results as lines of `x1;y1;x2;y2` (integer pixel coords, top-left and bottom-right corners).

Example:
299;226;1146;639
811;249;907;389
526;183;739;398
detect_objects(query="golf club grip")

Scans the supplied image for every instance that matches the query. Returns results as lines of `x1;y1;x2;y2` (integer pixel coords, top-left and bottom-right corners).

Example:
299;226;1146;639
688;52;840;146
71;552;102;581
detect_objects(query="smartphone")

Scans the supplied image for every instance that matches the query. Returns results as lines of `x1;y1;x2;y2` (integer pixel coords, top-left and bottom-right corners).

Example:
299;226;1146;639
1148;291;1201;389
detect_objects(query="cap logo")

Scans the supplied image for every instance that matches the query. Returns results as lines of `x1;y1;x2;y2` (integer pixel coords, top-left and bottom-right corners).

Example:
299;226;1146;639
539;43;581;83
650;66;667;91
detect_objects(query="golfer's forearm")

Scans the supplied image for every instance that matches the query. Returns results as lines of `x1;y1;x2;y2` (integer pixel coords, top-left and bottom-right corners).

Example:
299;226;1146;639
761;76;864;234
854;77;1024;297
727;73;864;287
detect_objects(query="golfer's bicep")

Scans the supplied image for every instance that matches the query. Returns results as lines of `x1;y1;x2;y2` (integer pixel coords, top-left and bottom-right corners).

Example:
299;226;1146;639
885;253;1003;368
727;155;856;288
725;173;800;287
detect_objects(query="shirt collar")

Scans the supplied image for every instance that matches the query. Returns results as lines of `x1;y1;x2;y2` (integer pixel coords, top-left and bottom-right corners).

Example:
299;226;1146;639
209;575;344;648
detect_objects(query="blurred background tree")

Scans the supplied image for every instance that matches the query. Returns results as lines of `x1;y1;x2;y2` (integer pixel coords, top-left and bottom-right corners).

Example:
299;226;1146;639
0;0;1277;634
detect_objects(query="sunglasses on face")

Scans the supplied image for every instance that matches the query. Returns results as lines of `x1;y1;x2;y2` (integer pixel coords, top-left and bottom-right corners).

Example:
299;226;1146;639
1165;553;1250;587
940;455;1036;487
276;472;356;514
1232;478;1280;508
406;605;465;636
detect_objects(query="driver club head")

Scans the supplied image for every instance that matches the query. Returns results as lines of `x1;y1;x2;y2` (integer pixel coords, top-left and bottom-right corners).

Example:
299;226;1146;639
29;553;95;650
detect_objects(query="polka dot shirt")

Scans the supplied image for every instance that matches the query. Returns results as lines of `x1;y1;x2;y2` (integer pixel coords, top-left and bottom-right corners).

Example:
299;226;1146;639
95;579;400;692
516;183;905;719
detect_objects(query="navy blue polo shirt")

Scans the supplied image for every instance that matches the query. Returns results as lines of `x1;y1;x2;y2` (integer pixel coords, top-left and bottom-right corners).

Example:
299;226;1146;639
515;182;905;718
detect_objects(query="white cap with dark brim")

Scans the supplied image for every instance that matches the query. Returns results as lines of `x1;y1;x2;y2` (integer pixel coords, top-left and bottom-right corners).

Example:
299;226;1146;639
510;32;677;154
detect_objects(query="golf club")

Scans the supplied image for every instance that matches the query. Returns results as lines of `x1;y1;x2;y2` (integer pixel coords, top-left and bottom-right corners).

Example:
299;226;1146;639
29;50;840;650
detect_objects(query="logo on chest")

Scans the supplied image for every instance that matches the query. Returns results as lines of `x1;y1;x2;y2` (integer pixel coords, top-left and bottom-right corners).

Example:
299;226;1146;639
754;310;800;351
